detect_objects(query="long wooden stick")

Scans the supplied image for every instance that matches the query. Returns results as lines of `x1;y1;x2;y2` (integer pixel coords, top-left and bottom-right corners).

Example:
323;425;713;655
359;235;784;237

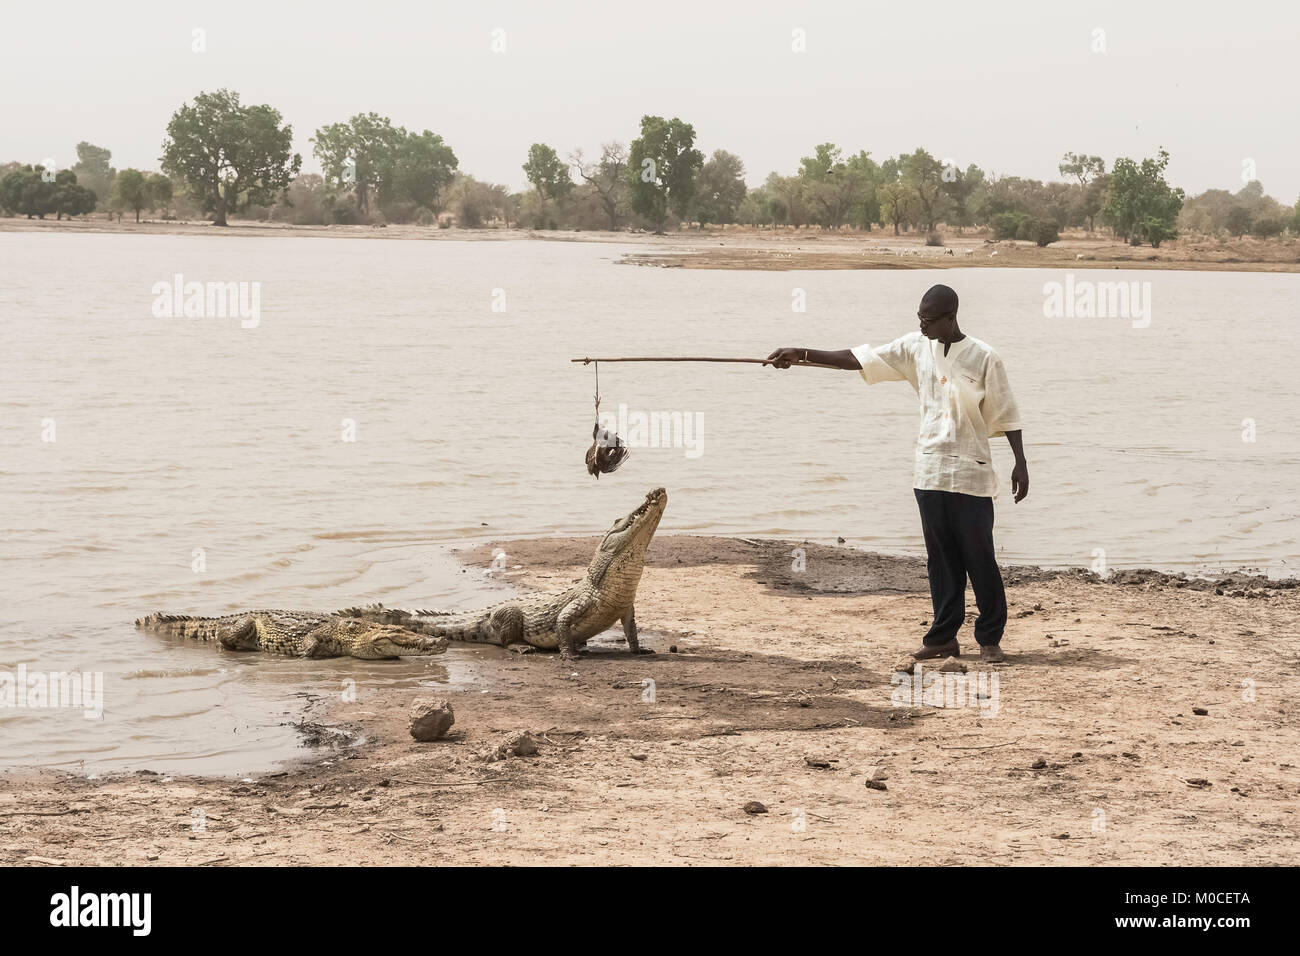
570;356;843;370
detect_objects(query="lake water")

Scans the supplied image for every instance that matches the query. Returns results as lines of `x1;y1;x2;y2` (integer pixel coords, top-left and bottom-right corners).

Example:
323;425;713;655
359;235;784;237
2;232;1297;773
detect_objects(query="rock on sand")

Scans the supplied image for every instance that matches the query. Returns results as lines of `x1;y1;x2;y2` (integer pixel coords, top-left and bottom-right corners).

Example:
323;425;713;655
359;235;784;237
409;698;455;741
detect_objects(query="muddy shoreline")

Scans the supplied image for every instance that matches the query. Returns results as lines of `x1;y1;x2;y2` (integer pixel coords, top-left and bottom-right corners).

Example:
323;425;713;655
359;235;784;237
3;535;1297;866
4;217;1298;273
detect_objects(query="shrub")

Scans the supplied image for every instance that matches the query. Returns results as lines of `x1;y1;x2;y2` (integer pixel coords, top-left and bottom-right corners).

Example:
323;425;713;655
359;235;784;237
1141;216;1177;248
323;194;362;225
1252;216;1284;239
379;200;417;224
1030;219;1059;247
414;207;434;226
1225;206;1253;237
992;212;1024;240
327;205;358;225
925;231;943;246
1009;217;1059;246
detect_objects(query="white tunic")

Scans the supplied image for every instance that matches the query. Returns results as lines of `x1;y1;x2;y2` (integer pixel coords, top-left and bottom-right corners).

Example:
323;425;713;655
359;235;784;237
850;332;1023;498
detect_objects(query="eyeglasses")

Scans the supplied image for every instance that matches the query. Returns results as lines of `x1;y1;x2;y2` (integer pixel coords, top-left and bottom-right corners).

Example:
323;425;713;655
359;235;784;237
917;312;952;324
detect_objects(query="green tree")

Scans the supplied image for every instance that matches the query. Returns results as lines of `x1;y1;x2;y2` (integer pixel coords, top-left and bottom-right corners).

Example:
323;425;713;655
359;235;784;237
522;143;572;227
0;166;57;218
692;149;746;226
900;149;950;232
1251;216;1284;239
626;115;703;233
447;174;511;228
1233;180;1270;218
992;212;1026;240
522;143;573;200
798;144;873;229
737;186;774;226
967;174;1056;229
113;169;149;222
843;150;881;229
161;89;301;226
764;173;807;228
0;169;23;215
1025;218;1060;246
877;180;912;235
52;169;96;219
798;143;840;182
1101;149;1184;247
109;169;172;221
940;163;983;230
387;130;458;215
1059;152;1106;231
1059;152;1105;186
1225;206;1253;237
1178;183;1287;236
147;173;173;214
72;142;115;211
311;113;404;215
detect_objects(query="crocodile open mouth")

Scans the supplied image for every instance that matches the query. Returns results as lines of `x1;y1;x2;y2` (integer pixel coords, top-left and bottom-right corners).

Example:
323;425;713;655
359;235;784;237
604;488;666;539
632;487;667;517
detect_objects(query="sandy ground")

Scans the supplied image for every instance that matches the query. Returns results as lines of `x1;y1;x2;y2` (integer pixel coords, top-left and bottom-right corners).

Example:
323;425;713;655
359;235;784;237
617;232;1300;273
4;216;1299;272
3;536;1298;867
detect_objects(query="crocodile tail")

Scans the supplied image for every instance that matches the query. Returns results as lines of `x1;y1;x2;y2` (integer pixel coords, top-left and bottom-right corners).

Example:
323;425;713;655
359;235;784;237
332;602;385;617
331;605;486;642
335;605;458;622
387;613;492;643
136;611;198;629
135;612;222;641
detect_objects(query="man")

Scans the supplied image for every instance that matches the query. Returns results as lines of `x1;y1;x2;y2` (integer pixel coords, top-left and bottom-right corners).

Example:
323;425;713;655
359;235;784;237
766;283;1027;663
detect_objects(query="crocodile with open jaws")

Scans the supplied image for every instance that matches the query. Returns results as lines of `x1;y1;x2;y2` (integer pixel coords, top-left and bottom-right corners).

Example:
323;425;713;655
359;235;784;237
137;487;666;662
339;486;667;660
135;609;448;660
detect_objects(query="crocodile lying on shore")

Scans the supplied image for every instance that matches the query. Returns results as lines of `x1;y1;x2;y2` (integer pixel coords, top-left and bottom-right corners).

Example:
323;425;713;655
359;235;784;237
339;486;667;660
135;609;448;660
136;487;666;662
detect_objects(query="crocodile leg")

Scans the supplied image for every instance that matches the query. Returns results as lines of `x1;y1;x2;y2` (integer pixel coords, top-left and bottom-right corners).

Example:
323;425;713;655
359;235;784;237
556;595;596;660
216;615;260;651
622;607;649;654
488;604;526;646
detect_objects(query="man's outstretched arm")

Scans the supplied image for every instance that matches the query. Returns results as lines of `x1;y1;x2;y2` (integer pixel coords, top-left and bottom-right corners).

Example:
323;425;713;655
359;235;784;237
1005;430;1029;503
765;347;862;370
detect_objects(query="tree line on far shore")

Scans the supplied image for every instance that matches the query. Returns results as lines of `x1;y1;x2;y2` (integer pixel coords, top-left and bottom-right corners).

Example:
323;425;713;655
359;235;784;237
3;88;1299;248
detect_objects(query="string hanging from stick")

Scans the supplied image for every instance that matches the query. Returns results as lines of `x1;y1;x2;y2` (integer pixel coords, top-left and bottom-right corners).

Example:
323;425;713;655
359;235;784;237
585;359;629;479
576;353;837;477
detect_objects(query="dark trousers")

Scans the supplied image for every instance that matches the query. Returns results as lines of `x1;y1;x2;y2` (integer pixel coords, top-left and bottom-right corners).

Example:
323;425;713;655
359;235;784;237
914;489;1007;647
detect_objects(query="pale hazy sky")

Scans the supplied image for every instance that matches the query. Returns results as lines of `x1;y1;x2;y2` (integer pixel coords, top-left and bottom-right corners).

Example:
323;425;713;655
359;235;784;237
3;0;1297;201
